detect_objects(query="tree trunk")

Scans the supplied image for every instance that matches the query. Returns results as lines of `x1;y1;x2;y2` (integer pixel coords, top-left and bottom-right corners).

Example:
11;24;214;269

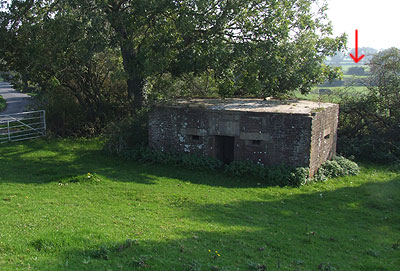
106;4;145;113
127;77;144;112
119;39;145;113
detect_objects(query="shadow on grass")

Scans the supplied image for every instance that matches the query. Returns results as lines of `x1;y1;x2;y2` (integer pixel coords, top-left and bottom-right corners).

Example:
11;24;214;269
16;178;400;271
0;139;159;185
0;139;272;188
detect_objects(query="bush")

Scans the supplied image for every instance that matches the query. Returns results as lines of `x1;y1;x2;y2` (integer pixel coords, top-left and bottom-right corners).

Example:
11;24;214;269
181;154;223;171
337;48;400;163
106;146;359;186
103;110;149;154
224;160;266;179
334;156;360;176
121;146;223;172
289;167;311;186
108;145;311;187
315;156;359;181
0;95;6;112
32;89;88;137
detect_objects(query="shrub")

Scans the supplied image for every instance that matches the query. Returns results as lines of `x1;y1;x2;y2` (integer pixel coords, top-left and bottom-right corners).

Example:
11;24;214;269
181;154;223;171
289;167;311;186
30;81;130;137
315;156;359;181
0;95;6;112
224;160;266;179
120;146;223;172
103;110;149;154
106;146;359;186
337;48;400;163
223;161;310;187
266;165;291;186
109;146;311;187
334;156;360;176
318;160;345;179
32;89;88;137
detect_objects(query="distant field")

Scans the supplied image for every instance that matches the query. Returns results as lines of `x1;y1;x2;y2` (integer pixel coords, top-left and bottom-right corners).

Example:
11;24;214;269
295;86;369;103
342;74;369;80
310;62;371;102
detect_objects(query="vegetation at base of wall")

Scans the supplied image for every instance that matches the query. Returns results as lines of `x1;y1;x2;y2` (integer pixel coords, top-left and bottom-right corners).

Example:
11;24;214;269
114;146;309;187
225;156;359;186
314;156;360;182
224;160;310;187
120;146;224;172
105;142;359;187
0;95;6;112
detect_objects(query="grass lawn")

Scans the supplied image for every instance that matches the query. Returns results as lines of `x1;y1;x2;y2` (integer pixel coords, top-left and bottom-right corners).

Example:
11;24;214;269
0;139;399;270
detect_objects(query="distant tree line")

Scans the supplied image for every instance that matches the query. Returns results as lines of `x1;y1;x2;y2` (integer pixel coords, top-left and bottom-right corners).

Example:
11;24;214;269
327;47;378;66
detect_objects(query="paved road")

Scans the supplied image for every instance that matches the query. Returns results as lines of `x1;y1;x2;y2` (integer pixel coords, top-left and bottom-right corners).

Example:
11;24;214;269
0;82;31;115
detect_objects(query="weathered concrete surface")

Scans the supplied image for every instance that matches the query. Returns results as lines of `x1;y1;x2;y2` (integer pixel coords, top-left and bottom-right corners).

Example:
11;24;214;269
0;82;31;115
149;98;339;176
173;98;336;114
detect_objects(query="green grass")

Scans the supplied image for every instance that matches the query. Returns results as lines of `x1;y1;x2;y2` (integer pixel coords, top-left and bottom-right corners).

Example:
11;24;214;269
0;139;399;270
294;86;369;103
0;95;6;112
342;74;369;79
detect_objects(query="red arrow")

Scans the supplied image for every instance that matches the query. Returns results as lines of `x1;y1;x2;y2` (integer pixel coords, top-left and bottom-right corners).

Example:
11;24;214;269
350;29;365;63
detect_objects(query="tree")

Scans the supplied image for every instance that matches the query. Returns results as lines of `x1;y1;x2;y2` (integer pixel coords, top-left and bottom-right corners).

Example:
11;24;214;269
0;1;130;135
338;47;400;161
329;51;346;66
348;47;378;64
1;0;346;112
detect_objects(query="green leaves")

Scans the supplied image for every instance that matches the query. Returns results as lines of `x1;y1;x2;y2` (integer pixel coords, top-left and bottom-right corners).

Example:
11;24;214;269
1;0;346;113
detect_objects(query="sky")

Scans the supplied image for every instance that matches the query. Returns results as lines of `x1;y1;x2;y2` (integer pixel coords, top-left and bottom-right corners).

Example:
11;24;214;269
326;0;400;50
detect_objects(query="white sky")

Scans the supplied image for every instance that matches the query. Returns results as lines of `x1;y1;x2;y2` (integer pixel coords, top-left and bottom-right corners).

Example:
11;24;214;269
326;0;400;50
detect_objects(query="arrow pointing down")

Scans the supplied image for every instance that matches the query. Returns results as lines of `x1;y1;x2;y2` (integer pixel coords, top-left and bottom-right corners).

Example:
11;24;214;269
350;29;365;63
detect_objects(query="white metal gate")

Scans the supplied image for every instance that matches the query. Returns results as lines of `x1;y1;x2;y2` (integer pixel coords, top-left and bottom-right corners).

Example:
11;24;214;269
0;110;46;143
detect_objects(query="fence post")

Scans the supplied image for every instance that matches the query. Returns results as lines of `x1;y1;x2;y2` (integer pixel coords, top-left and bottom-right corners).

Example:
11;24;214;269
42;110;46;136
7;120;11;142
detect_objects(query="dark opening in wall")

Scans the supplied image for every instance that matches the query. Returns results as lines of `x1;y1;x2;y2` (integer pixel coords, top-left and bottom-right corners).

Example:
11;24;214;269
252;140;262;146
214;136;234;164
324;134;330;140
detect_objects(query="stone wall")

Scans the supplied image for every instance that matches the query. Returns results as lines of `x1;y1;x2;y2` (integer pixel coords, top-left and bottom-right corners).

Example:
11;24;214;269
309;105;339;176
148;104;338;174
